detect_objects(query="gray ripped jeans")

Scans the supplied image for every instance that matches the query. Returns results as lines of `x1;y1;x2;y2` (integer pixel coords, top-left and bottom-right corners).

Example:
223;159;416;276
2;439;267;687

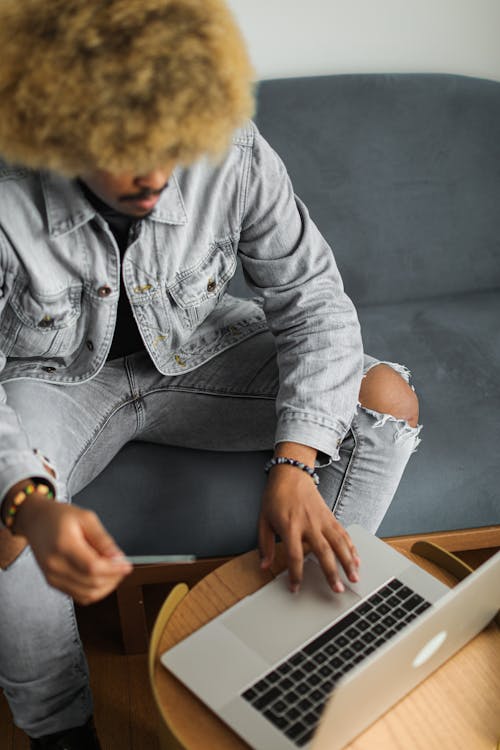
0;332;421;737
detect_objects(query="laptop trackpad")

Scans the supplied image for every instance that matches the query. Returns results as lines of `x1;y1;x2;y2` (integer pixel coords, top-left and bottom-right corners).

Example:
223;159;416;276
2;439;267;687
222;558;360;664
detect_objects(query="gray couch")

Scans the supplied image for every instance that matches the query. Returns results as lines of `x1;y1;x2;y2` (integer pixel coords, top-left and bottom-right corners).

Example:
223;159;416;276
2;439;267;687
77;73;500;554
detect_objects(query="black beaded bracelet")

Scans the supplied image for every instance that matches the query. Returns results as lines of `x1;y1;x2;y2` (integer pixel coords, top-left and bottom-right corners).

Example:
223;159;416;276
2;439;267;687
264;457;320;486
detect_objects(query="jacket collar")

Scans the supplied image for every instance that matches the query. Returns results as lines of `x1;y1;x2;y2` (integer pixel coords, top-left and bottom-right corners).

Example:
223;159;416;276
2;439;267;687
41;169;188;238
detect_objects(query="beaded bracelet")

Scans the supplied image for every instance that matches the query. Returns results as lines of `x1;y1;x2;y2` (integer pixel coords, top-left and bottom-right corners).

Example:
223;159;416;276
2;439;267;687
264;457;320;486
3;481;55;532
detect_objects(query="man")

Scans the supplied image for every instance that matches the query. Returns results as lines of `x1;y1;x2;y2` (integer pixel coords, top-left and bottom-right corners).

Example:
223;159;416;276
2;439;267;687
0;0;421;747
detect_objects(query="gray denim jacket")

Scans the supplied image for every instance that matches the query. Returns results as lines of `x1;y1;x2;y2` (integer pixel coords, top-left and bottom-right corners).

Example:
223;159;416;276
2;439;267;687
0;122;363;504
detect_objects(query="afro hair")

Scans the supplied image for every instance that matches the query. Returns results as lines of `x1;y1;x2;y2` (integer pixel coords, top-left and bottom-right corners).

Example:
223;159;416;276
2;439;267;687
0;0;255;176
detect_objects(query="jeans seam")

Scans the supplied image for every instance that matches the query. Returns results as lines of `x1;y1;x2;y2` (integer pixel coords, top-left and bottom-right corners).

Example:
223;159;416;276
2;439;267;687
331;419;361;519
137;384;277;400
66;397;139;491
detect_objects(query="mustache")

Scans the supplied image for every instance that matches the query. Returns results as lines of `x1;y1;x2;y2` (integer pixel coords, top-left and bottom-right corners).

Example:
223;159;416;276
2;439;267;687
119;182;169;202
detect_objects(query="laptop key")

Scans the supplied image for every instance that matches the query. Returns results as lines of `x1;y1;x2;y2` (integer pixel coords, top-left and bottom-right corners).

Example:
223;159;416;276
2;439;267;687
253;687;280;710
296;682;309;696
304;710;319;726
311;689;323;703
313;652;327;665
254;678;269;693
303;611;358;656
273;699;287;714
387;578;403;591
357;619;370;631
298;697;313;712
286;706;301;721
403;594;425;611
264;709;288;730
382;615;397;628
286;720;307;740
297;726;316;747
415;602;431;614
267;671;280;684
346;627;359;639
397;586;413;601
242;687;257;701
290;668;306;682
279;677;293;691
309;673;321;686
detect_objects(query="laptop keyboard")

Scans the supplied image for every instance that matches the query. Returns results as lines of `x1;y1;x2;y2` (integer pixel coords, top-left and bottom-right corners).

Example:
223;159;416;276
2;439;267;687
242;578;431;747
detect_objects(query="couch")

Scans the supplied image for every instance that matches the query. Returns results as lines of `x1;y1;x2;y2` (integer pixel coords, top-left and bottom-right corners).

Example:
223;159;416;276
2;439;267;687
77;73;500;558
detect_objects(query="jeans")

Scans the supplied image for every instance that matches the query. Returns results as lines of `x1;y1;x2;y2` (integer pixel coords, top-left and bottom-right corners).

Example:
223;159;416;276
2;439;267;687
0;332;421;737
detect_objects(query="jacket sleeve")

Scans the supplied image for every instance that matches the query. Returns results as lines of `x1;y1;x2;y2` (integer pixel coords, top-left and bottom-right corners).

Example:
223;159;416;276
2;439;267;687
237;124;363;461
0;231;56;528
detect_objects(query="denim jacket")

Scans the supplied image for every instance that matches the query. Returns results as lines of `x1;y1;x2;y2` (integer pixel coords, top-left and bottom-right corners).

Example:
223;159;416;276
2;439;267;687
0;122;363;504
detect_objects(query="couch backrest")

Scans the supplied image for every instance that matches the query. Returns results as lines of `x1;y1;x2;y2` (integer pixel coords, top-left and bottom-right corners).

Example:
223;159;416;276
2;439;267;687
243;73;500;307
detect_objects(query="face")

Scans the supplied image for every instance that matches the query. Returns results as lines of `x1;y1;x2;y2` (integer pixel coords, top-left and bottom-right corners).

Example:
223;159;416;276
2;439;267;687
80;164;175;217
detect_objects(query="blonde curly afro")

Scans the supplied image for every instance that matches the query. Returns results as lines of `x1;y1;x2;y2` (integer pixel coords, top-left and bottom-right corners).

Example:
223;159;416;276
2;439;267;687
0;0;255;175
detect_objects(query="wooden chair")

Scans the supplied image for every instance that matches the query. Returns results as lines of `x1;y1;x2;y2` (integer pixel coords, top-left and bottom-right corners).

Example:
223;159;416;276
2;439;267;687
148;583;189;750
117;556;231;654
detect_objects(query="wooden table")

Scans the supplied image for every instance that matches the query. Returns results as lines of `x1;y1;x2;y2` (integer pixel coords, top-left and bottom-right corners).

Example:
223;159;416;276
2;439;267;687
152;543;500;750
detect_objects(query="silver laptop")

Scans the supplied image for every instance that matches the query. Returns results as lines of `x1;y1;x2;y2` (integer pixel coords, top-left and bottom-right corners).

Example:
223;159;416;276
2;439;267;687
161;524;500;749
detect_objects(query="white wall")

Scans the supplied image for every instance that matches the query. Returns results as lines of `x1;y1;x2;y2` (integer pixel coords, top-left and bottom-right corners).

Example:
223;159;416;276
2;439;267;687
227;0;500;83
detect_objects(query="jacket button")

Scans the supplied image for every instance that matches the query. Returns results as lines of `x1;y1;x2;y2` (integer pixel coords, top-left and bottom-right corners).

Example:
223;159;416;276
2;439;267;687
38;316;53;328
86;339;94;351
98;285;112;297
42;366;56;373
206;277;217;293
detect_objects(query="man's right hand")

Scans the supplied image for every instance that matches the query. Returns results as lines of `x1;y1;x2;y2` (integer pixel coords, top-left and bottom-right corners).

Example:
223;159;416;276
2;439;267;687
14;495;132;604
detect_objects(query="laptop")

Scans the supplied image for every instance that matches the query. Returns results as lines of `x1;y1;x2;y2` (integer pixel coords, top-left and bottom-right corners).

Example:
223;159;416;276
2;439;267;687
160;524;500;749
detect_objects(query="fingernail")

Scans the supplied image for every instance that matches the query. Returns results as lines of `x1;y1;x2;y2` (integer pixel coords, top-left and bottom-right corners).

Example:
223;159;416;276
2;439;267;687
333;580;345;593
290;583;300;594
349;569;359;583
260;557;268;569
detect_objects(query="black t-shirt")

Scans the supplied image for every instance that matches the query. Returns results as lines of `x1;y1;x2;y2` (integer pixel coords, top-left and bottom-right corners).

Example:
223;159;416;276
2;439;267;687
78;181;145;360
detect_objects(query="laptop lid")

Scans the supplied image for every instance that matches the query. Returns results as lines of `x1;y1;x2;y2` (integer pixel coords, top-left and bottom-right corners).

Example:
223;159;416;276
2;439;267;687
312;547;500;750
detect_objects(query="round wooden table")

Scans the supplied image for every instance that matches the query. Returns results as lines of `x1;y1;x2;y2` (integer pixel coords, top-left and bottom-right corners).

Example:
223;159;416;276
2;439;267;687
152;545;500;750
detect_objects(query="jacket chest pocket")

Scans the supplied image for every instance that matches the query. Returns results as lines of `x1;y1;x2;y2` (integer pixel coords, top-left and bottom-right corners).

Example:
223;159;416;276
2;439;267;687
167;240;237;329
0;280;82;359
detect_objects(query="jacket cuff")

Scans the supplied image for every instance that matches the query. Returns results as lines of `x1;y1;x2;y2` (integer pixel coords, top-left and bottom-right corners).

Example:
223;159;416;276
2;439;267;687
0;452;57;530
274;413;350;464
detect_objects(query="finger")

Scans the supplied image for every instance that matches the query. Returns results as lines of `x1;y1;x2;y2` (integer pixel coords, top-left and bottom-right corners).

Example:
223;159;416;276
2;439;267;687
49;570;126;605
284;525;304;593
43;546;130;590
307;528;345;593
80;511;128;561
323;523;360;583
258;515;275;569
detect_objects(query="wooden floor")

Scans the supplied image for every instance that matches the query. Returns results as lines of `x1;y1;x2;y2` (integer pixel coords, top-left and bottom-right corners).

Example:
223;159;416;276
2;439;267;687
0;547;497;749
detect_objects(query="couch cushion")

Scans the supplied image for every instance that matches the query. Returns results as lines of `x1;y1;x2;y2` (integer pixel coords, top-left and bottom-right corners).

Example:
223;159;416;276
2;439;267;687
254;73;500;306
361;289;500;535
76;443;268;556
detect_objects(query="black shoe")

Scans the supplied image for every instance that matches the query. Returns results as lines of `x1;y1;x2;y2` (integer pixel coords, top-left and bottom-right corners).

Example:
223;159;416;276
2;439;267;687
29;717;101;749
